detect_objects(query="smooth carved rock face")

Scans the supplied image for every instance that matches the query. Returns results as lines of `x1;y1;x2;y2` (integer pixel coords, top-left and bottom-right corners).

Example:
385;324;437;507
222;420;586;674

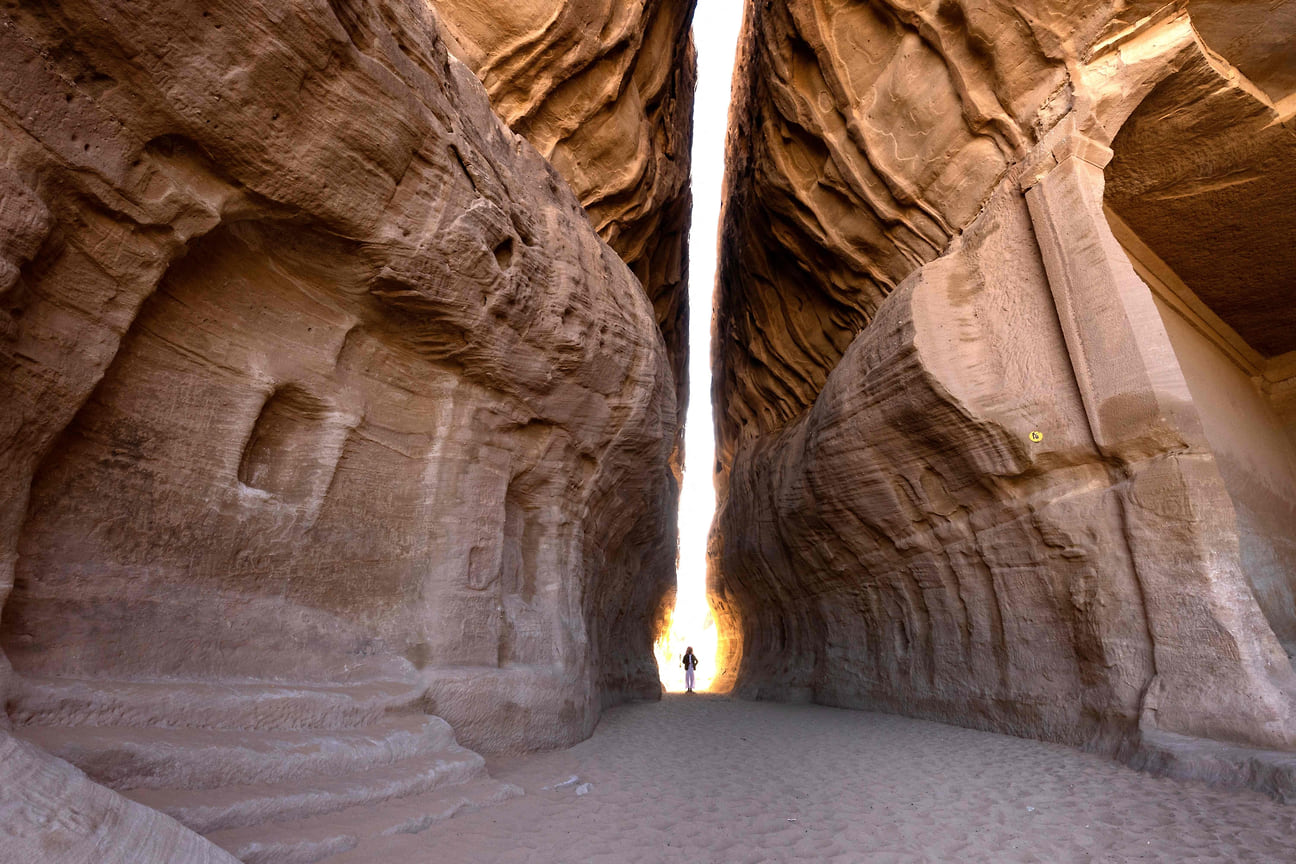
430;0;696;419
714;0;1296;763
0;0;676;752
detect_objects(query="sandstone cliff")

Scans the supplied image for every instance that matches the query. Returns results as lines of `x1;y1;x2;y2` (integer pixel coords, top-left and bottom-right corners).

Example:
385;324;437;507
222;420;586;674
714;0;1296;782
0;0;679;856
429;0;696;442
423;0;698;712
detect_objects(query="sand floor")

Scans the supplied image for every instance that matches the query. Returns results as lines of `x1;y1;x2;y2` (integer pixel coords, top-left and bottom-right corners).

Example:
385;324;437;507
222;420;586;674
345;695;1296;863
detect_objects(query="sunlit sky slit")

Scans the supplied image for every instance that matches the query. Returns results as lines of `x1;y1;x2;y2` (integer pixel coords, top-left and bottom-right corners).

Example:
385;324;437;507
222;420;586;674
654;2;745;693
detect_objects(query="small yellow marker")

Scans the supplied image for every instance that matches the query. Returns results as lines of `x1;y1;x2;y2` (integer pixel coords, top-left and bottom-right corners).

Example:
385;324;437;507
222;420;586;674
1029;430;1043;443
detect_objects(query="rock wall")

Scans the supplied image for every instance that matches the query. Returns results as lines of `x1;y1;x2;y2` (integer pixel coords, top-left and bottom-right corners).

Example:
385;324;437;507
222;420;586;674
0;731;240;863
714;0;1296;769
0;0;678;760
429;0;696;437
424;0;698;712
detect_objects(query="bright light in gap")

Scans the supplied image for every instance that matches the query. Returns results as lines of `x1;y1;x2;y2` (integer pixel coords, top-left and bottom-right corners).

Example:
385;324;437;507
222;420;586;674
655;2;744;694
655;599;719;693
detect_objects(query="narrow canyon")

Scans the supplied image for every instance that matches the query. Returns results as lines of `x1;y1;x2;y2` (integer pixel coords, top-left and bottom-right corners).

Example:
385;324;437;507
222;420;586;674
0;0;1292;861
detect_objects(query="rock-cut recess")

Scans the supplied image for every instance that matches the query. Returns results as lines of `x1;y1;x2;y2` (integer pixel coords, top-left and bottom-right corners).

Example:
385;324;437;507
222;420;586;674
712;0;1296;799
0;0;693;860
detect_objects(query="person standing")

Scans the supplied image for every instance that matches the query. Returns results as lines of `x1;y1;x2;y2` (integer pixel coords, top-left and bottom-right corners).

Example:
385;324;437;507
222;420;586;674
682;646;698;693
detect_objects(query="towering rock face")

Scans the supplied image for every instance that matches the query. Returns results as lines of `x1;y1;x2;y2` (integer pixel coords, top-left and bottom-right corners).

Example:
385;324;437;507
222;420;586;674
714;0;1296;769
424;0;698;711
0;0;679;768
428;0;696;436
0;734;240;863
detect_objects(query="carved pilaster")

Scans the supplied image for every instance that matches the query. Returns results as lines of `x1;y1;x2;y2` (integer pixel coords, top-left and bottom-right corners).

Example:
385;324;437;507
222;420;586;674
1023;130;1203;461
1021;125;1296;751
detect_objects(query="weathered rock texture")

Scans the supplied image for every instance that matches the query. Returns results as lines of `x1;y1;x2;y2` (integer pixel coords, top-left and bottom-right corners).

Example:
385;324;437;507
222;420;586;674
714;0;1296;787
424;0;698;709
0;0;679;857
429;0;696;433
0;730;240;864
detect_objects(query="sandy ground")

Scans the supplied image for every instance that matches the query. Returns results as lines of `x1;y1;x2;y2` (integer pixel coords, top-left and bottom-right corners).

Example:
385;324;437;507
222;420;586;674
346;695;1296;863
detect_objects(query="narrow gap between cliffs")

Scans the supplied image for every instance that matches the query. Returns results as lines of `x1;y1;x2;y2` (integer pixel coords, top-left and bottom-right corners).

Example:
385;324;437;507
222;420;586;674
653;4;745;694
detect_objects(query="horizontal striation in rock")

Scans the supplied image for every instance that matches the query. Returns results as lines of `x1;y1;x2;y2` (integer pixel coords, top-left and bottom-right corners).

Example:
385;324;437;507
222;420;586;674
431;0;697;413
0;0;676;756
716;184;1154;744
713;0;1130;458
713;1;1296;785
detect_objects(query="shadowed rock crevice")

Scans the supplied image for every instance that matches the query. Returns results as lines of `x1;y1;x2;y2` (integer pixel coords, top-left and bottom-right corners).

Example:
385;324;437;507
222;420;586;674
238;385;342;501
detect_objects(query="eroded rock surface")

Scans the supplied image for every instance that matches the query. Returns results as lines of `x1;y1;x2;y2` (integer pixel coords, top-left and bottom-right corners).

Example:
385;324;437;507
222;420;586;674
0;731;239;864
714;0;1099;447
714;0;1296;785
430;0;696;424
0;0;679;854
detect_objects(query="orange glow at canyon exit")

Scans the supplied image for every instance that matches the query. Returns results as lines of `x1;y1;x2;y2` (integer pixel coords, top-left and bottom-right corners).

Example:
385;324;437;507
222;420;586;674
654;591;719;693
652;0;741;696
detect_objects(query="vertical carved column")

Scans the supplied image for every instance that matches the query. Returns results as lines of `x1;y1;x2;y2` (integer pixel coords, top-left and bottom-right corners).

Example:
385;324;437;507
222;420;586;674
1023;132;1201;458
1022;126;1296;750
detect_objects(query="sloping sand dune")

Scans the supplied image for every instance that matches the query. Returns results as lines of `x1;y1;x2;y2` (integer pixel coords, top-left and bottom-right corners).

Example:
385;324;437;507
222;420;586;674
333;696;1295;863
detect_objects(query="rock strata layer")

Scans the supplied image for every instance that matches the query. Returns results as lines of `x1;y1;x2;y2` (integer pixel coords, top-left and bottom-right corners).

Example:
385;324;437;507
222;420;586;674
714;0;1296;788
430;0;696;442
424;0;699;711
0;0;680;855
